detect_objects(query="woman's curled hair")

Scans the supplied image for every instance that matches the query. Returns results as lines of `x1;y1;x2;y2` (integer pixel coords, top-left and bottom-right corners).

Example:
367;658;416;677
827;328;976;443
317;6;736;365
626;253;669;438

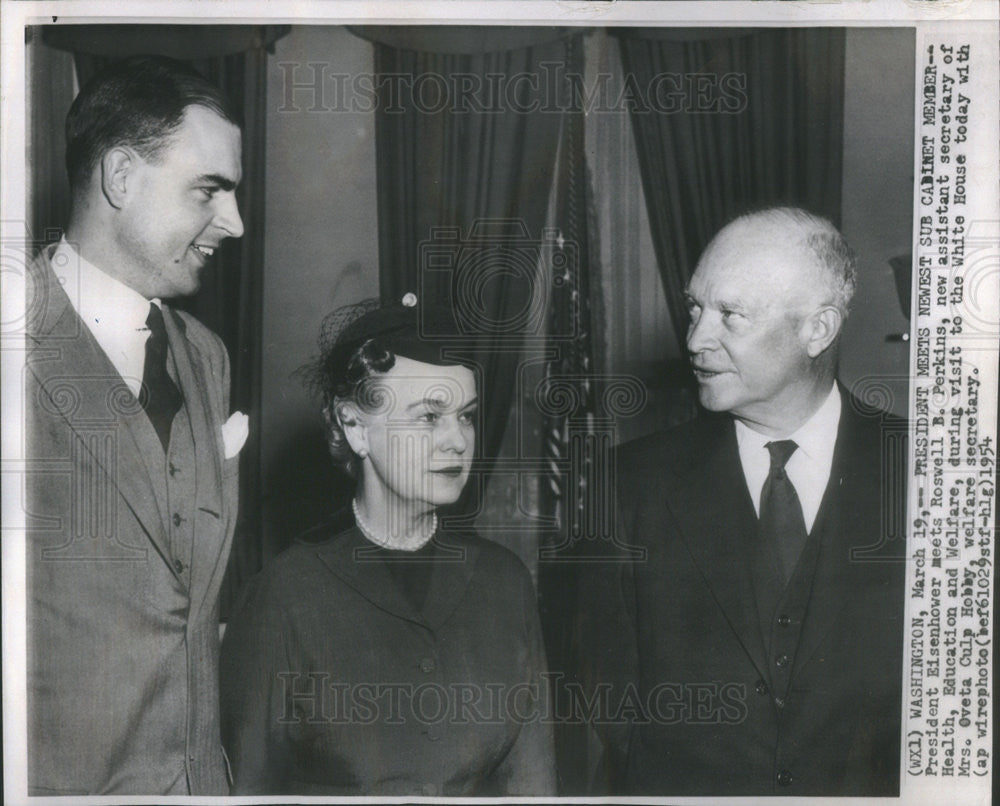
298;302;398;479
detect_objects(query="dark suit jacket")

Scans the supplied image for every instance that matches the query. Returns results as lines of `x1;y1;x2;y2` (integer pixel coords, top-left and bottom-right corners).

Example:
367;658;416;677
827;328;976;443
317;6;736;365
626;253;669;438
220;515;556;796
25;247;239;794
577;390;906;796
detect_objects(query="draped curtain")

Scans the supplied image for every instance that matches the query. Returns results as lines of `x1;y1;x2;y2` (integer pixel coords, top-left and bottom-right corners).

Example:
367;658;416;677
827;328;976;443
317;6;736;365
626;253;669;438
615;27;846;350
38;24;287;614
364;26;572;519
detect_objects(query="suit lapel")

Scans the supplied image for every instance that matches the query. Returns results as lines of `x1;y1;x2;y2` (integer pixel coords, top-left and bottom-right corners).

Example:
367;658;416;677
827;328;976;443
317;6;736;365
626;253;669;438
122;388;173;538
791;394;876;679
162;306;226;611
661;417;769;680
26;254;174;567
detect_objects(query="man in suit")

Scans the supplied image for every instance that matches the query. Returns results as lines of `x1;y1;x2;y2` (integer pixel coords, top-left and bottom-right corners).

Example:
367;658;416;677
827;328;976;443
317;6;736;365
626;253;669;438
578;207;906;796
25;55;246;794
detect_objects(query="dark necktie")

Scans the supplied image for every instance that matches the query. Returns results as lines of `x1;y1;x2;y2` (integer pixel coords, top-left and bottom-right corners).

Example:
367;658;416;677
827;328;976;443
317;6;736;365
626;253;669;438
140;303;183;450
760;439;809;585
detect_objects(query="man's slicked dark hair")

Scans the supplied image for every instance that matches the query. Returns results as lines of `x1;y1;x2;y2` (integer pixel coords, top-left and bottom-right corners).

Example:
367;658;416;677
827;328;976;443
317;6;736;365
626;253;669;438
65;54;240;191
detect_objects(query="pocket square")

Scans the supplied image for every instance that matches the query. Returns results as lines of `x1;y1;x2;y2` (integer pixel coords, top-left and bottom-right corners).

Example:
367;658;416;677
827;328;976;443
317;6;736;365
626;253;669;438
222;412;249;459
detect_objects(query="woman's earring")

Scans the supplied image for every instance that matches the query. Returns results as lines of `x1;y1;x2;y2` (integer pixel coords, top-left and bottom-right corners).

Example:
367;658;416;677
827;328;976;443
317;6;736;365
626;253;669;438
357;448;368;459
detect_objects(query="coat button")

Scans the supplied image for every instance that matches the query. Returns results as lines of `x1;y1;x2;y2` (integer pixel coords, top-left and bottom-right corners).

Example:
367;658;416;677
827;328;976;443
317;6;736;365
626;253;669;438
774;696;785;708
419;657;435;673
777;769;794;787
172;513;183;527
173;558;186;574
777;614;791;627
755;679;768;696
426;725;441;741
775;653;790;668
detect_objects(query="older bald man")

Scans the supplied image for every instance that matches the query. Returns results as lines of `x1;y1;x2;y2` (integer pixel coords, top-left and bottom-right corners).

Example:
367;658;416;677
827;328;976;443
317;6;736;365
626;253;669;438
578;207;906;796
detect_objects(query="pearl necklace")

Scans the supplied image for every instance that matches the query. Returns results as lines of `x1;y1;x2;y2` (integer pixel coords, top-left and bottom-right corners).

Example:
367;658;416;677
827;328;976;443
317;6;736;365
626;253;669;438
352;498;437;551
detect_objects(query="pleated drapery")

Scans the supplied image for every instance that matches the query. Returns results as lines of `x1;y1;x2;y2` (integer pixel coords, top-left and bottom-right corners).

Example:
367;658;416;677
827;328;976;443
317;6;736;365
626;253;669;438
368;27;572;518
615;27;846;349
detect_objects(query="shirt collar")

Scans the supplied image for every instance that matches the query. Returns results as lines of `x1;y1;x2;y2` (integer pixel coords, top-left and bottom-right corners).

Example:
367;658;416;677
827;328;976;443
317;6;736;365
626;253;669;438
735;382;841;460
786;383;841;462
52;238;158;332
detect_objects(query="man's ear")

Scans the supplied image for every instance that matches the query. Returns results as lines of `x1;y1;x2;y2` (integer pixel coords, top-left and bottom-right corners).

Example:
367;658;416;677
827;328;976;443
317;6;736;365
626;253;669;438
100;147;135;209
803;305;844;358
333;400;369;459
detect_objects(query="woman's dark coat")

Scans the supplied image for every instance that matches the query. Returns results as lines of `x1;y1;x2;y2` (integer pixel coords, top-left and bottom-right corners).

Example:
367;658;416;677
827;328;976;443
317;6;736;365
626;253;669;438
220;516;555;796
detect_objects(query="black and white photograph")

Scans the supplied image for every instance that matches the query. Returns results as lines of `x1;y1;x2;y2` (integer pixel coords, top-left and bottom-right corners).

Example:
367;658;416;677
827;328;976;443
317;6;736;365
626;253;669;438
2;1;997;804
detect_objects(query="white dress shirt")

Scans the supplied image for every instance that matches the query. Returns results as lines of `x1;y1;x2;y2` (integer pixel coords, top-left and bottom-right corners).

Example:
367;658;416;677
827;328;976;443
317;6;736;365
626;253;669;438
735;384;841;534
51;239;161;398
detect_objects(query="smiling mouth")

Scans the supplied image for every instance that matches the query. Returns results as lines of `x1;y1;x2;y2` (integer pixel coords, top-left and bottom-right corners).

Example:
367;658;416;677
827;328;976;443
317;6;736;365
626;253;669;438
191;244;216;259
692;367;727;380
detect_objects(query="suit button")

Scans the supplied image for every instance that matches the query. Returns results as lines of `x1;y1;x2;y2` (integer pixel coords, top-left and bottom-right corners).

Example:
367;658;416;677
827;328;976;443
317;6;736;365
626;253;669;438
172;513;183;527
755;679;768;696
777;769;794;787
776;614;791;627
774;696;785;708
173;558;186;574
776;653;790;668
419;657;435;673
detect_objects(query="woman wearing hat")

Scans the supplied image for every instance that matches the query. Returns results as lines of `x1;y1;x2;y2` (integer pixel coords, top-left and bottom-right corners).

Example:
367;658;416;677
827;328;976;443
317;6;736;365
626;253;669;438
219;297;555;796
